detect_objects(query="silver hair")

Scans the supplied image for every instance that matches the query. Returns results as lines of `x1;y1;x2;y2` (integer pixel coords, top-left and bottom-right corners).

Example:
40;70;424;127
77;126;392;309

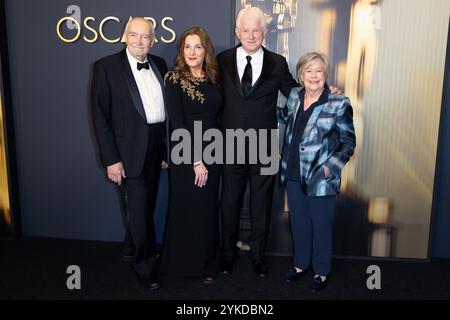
296;52;330;87
235;7;268;32
124;17;155;39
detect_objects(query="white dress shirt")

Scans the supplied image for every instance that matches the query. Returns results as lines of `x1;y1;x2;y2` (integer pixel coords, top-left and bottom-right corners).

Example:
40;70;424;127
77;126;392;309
126;48;165;124
236;46;264;86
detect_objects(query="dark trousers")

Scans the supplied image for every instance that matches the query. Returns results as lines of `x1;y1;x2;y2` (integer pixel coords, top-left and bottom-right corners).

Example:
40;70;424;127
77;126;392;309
286;180;336;276
122;123;164;278
221;163;275;262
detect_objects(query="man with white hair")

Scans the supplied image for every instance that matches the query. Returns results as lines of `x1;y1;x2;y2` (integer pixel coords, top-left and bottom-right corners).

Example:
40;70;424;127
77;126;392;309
91;17;168;290
217;7;298;277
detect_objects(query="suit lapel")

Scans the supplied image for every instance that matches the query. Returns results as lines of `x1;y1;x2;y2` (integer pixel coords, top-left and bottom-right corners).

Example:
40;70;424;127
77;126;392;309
225;46;244;97
147;54;167;114
247;46;273;96
287;99;301;145
301;104;326;140
225;45;274;98
148;55;164;87
120;50;146;121
147;54;170;161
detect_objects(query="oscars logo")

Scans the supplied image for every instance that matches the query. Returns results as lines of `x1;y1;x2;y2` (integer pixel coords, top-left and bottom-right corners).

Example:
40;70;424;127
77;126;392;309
56;5;176;44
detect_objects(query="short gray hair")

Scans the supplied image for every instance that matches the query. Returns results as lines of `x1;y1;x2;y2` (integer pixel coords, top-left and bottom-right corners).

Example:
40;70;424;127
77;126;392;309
296;52;330;87
124;17;155;39
235;7;268;32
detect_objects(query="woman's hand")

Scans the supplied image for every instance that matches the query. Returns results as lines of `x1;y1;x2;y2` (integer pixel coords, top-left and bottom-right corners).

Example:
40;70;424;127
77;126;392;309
193;162;208;187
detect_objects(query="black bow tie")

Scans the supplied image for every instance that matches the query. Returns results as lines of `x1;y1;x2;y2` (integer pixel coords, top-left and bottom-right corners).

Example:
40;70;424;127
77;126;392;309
137;61;149;71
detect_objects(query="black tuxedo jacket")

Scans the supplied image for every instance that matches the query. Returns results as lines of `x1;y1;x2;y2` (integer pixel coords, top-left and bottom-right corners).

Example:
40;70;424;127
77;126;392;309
91;49;168;178
217;45;298;130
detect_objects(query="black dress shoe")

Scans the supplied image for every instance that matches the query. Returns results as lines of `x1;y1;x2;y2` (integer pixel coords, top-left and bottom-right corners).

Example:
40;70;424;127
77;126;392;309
285;268;305;283
220;259;234;274
139;276;161;290
252;260;268;277
310;275;327;292
134;271;161;290
203;276;215;284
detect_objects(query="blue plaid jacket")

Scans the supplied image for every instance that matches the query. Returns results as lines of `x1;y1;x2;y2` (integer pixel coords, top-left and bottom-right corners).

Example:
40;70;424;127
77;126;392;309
278;87;356;196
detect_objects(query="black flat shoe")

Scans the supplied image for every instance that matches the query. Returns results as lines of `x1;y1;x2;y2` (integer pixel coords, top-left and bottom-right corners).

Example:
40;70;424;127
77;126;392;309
285;268;305;283
310;275;327;292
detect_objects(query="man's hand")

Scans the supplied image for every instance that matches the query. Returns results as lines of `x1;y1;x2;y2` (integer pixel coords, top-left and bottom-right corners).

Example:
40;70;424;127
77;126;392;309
161;161;169;169
329;85;343;95
107;162;126;186
193;162;208;187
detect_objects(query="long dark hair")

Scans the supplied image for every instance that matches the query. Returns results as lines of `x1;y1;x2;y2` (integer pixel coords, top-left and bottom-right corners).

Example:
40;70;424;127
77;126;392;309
173;27;219;85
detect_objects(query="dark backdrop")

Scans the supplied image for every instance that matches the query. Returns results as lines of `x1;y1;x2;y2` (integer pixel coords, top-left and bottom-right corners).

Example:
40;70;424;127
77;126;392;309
3;0;232;243
2;0;450;258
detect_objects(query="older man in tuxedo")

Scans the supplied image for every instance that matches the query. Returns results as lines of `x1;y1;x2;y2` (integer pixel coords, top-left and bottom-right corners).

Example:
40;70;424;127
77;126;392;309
91;17;168;290
217;7;298;277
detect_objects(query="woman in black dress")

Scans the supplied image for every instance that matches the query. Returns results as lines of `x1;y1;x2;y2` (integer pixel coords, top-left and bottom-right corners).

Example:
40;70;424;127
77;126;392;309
160;27;222;283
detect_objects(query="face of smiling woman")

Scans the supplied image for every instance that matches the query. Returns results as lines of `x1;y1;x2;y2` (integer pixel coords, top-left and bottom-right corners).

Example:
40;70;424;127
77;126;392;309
301;59;327;95
183;34;206;75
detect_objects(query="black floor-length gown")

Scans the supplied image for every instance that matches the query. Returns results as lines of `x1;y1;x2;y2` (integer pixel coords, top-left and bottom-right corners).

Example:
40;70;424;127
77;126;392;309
160;71;222;278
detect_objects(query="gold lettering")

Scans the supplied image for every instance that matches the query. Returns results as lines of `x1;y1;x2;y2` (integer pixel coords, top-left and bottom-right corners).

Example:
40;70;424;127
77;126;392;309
99;16;121;43
121;16;156;43
161;17;176;43
120;16;134;43
56;17;81;43
83;17;98;43
57;15;176;45
144;17;158;43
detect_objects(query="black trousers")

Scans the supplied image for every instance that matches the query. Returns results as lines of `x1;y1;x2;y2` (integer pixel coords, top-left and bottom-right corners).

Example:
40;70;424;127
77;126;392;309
221;163;275;262
122;123;164;278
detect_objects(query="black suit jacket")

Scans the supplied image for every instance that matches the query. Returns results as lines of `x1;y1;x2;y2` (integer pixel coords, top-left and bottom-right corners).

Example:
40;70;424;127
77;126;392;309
217;45;298;130
91;49;168;178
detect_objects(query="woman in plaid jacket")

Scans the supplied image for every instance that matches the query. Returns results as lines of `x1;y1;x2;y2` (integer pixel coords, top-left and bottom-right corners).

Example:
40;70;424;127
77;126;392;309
278;52;356;291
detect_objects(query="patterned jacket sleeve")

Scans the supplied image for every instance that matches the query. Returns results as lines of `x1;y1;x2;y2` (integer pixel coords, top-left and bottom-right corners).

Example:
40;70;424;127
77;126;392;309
324;98;356;177
277;87;299;124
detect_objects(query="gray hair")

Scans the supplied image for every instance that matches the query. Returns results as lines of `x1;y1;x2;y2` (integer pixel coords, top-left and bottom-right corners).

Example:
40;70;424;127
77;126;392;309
124;17;155;39
235;7;268;32
296;52;330;87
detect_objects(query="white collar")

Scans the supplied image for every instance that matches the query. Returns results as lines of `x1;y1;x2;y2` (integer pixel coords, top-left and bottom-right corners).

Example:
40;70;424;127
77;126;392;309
126;48;148;65
237;46;263;62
